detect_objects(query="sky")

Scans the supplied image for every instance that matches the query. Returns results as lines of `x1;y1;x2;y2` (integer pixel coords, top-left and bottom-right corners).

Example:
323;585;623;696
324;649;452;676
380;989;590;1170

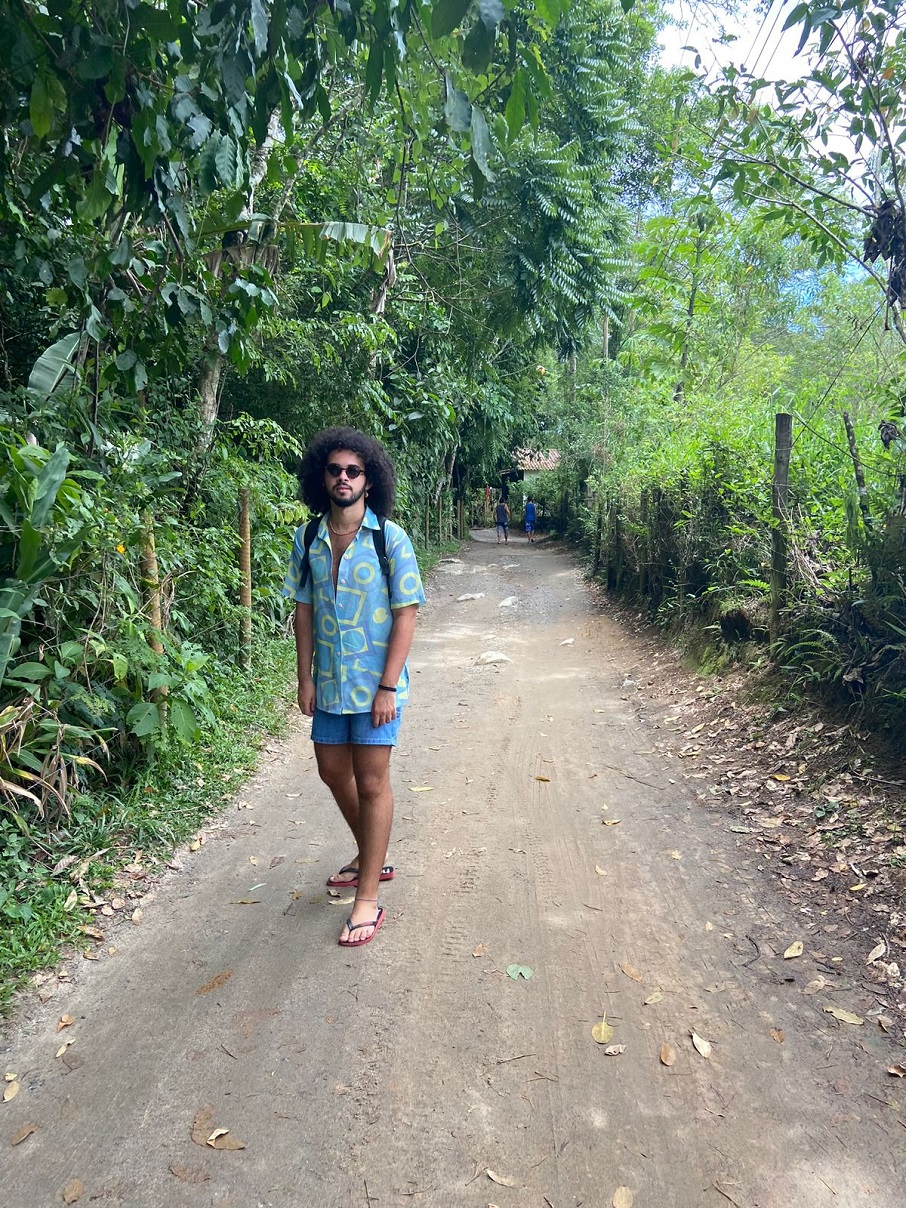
657;0;810;84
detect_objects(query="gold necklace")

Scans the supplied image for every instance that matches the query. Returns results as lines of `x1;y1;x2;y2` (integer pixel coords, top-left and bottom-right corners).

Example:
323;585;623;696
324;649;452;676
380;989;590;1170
328;515;362;537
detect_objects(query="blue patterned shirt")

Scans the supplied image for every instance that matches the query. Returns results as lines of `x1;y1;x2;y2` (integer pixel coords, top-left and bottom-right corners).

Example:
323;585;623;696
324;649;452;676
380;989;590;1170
283;508;425;714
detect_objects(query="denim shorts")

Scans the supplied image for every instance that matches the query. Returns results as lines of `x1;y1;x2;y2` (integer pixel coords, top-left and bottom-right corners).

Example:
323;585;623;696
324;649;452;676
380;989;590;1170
311;707;404;747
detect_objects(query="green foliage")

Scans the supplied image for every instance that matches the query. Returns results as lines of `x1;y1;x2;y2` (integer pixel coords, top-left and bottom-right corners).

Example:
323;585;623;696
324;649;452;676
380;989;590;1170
0;634;296;1011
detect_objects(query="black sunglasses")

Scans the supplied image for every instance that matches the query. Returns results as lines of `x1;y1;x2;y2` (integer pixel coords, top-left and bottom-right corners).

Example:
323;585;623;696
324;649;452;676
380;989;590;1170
326;463;365;480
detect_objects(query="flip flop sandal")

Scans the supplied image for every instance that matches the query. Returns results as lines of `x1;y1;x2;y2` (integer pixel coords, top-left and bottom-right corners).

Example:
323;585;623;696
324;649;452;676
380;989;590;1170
326;864;395;889
338;906;385;947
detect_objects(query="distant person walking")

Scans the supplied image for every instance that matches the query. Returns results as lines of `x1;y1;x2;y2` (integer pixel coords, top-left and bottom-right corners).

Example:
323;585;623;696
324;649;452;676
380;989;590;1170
283;427;425;948
524;496;537;543
495;497;510;543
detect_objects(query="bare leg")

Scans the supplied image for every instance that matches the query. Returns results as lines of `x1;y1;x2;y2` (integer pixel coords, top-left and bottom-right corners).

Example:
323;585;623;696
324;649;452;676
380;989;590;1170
315;744;362;880
338;744;394;943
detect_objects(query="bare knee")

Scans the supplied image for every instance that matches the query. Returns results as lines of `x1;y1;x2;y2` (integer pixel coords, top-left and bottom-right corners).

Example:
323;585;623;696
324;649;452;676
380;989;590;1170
355;770;390;804
316;752;353;793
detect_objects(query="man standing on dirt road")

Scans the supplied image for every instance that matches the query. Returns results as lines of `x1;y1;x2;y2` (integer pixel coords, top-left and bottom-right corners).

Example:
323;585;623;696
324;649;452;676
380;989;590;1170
284;427;425;947
495;496;510;543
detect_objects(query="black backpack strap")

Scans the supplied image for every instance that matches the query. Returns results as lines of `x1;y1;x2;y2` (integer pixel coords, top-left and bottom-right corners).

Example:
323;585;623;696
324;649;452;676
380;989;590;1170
299;514;323;588
373;516;392;604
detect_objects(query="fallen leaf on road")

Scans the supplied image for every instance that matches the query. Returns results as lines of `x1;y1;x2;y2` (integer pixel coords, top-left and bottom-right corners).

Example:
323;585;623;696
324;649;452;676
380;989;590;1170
56;1014;75;1031
189;839;201;851
670;850;682;859
888;1065;906;1078
705;922;714;931
207;1128;246;1150
130;908;143;925
824;1006;864;1026
11;1121;37;1146
62;1178;84;1203
475;652;510;665
592;1016;615;1045
602;819;621;826
55;1041;72;1058
783;941;803;959
409;786;434;792
594;865;607;876
867;942;886;964
660;1043;677;1066
269;855;286;869
328;894;355;906
169;1165;210;1183
60;1049;84;1072
613;1189;635;1208
803;977;825;995
472;944;490;958
770;1028;785;1044
691;1032;712;1058
771;773;791;781
534;775;550;782
849;882;866;892
560;638;575;646
644;992;664;1005
620;962;643;982
506;964;534;981
604;1044;626;1056
2;1082;20;1103
233;899;261;905
197;970;233;996
487;1170;520;1187
191;1106;215;1146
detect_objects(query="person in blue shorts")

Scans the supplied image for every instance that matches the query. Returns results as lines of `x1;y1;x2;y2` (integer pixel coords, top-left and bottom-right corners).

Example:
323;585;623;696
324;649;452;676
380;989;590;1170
283;427;425;947
525;496;537;543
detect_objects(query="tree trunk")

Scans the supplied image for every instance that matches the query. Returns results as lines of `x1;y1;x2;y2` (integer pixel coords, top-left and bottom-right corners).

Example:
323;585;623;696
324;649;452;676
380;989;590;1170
194;112;281;453
674;215;706;404
842;411;873;533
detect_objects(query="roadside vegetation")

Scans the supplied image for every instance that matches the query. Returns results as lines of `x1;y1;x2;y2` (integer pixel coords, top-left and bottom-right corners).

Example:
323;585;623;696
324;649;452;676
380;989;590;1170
1;1;905;1002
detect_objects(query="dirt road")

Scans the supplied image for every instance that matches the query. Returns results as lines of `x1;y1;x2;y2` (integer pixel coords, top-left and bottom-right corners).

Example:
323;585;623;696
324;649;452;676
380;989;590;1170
2;534;904;1207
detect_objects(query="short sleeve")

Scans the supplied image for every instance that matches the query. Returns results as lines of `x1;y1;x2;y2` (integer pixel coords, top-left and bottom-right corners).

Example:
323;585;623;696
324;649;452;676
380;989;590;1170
282;526;313;605
385;523;426;609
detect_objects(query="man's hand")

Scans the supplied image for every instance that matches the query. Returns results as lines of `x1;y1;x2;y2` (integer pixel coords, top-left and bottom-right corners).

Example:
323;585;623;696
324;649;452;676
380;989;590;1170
371;687;398;728
297;678;316;716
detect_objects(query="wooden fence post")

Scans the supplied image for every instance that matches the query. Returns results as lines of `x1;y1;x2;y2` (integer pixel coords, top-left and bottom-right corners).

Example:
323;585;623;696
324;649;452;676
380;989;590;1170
770;413;793;650
140;510;167;716
637;488;648;599
238;488;252;669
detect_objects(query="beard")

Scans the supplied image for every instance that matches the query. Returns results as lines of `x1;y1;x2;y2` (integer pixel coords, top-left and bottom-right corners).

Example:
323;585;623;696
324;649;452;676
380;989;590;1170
330;481;367;509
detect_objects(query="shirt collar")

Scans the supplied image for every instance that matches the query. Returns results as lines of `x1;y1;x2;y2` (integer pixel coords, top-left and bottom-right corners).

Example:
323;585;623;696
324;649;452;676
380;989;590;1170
317;505;380;538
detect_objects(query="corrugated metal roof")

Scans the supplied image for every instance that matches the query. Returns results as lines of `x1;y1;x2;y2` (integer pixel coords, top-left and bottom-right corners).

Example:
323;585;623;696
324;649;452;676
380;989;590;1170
515;449;561;472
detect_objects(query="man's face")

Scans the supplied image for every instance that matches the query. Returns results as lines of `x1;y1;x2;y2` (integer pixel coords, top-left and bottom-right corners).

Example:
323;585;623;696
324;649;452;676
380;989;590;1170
324;448;369;509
